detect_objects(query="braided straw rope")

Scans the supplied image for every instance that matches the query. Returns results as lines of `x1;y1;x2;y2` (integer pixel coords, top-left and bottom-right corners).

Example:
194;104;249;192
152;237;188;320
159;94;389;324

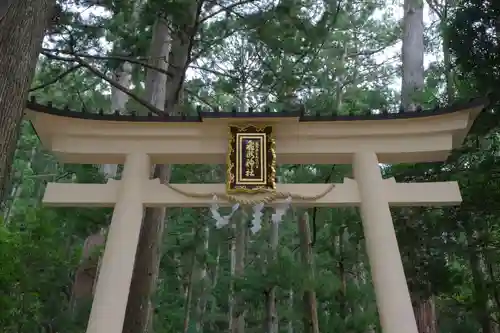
163;183;336;206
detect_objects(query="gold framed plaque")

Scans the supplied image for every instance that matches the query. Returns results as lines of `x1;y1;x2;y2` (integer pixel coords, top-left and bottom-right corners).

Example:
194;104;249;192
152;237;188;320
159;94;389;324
226;124;276;193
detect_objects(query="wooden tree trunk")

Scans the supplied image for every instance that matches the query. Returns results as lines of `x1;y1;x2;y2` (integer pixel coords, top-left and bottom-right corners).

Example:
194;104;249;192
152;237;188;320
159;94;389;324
401;0;436;330
72;59;133;315
298;212;319;333
183;235;198;333
122;18;171;333
3;146;37;222
426;0;454;103
466;229;494;333
264;220;280;333
486;255;500;333
101;61;132;177
164;0;203;113
401;0;424;110
441;25;455;103
334;42;347;112
125;0;202;327
229;232;236;331
0;0;54;205
71;229;106;306
100;0;144;178
336;228;348;322
413;296;437;333
287;289;294;333
208;244;221;331
231;213;247;333
195;224;211;332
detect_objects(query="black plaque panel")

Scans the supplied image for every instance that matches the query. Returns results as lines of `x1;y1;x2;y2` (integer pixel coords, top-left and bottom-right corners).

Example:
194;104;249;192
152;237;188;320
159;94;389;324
226;124;276;193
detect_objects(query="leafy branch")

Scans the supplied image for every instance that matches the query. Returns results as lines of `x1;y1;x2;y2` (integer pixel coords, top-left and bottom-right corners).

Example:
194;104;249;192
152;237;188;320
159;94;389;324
29;65;83;92
41;51;166;115
42;47;172;78
200;0;257;23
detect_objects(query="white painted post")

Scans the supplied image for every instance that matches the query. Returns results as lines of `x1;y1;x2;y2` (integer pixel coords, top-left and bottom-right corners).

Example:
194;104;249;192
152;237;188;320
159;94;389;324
353;151;418;333
86;152;149;333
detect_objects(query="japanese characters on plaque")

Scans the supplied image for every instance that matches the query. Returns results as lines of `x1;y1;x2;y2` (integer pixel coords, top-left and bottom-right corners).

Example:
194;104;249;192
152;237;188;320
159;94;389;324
226;124;276;194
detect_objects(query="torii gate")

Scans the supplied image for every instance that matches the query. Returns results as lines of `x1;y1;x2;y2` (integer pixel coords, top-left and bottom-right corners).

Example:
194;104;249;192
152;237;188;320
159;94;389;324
26;98;485;333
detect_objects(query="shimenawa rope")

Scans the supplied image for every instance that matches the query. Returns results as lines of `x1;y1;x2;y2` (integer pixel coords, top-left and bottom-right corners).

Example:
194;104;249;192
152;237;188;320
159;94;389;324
163;183;336;206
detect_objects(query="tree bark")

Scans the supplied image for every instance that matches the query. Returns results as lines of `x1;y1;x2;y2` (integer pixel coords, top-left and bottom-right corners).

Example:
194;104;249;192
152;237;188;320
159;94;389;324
426;0;455;102
287;289;294;333
336;228;348;323
0;0;55;205
485;254;500;333
122;18;171;333
3;146;37;223
101;61;133;177
401;0;436;330
401;0;424;110
440;1;455;104
466;229;493;333
195;224;211;332
164;0;203;114
334;42;347;112
183;234;198;333
298;212;319;333
71;228;106;306
413;296;437;333
229;230;236;331
442;31;454;102
231;213;247;333
264;220;280;333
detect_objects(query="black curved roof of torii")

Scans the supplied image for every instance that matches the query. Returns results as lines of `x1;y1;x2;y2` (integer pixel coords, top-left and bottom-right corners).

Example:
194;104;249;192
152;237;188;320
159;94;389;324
24;96;488;122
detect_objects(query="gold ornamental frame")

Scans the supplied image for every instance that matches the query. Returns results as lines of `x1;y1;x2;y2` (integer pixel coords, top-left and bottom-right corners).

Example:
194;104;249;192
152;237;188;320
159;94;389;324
226;124;276;194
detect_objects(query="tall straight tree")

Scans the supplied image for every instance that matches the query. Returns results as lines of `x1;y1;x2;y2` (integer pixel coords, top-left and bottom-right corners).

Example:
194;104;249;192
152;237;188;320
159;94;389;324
124;1;204;332
401;0;437;332
401;0;424;110
0;0;55;205
123;17;171;333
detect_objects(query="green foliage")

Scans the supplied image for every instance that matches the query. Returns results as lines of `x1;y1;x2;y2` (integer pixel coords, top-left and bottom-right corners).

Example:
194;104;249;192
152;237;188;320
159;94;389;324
3;0;500;332
447;0;500;134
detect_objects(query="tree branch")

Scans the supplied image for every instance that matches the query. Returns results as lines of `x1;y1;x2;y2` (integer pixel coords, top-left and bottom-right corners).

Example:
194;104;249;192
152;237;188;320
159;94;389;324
42;48;173;78
346;42;399;59
185;88;218;110
41;51;166;116
29;65;83;92
43;48;239;81
167;0;205;111
191;26;246;61
189;64;238;79
425;0;443;19
199;0;256;23
74;58;166;115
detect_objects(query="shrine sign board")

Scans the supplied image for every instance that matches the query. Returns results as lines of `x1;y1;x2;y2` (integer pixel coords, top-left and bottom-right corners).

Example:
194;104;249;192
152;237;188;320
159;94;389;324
226;124;276;193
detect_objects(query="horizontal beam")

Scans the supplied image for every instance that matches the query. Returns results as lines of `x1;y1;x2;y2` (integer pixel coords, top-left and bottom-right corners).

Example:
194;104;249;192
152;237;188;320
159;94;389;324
43;182;119;207
43;178;461;208
29;105;483;165
50;134;454;165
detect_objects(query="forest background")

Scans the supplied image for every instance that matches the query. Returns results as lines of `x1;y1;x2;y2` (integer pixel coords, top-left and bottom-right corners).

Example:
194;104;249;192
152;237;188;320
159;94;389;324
1;0;500;332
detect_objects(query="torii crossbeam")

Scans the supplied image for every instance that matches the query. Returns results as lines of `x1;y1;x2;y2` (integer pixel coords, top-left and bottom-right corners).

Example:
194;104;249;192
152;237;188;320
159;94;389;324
43;177;461;207
26;98;485;333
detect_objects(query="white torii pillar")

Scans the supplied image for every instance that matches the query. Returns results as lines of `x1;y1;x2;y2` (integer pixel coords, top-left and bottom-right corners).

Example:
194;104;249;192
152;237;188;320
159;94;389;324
353;151;418;333
86;153;150;333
